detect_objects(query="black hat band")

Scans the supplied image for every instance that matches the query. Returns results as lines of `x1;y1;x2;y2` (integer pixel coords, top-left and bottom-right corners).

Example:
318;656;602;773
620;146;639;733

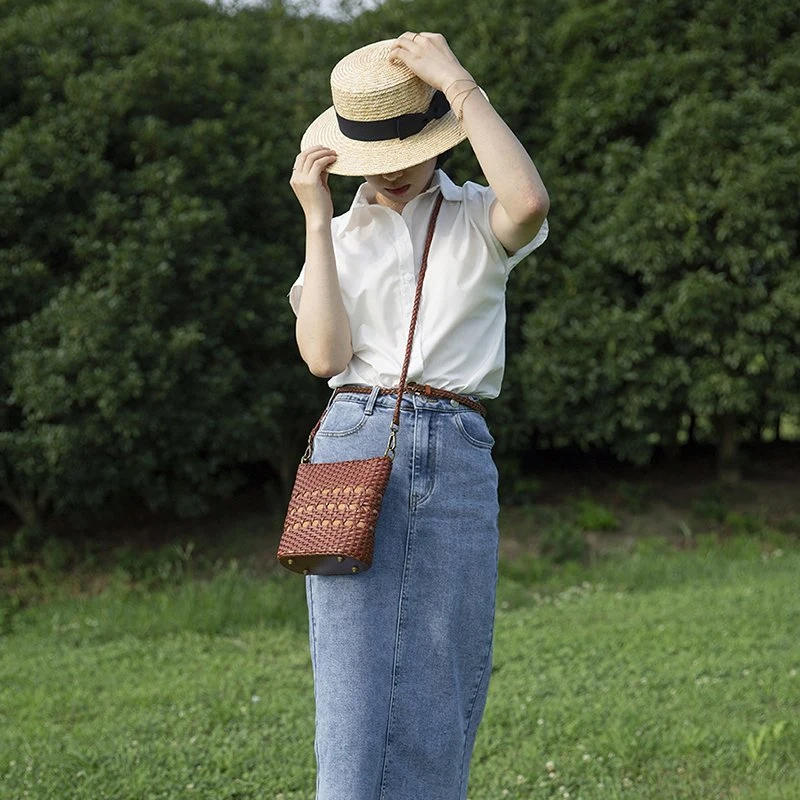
335;90;451;142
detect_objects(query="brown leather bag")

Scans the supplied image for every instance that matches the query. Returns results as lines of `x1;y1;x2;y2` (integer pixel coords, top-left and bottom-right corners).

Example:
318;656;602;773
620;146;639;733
277;193;444;576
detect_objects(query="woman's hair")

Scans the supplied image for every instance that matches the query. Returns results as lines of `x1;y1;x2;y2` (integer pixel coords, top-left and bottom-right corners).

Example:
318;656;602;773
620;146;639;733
435;148;454;169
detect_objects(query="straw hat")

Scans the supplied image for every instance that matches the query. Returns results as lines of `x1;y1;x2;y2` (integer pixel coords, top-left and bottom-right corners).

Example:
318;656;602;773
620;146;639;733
300;38;468;176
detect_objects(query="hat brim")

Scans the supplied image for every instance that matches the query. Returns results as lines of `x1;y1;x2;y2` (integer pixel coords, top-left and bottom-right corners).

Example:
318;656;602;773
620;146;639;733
300;104;468;176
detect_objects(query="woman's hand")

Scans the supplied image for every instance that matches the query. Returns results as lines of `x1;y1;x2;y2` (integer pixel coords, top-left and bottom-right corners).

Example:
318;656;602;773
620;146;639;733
387;32;474;94
290;146;337;223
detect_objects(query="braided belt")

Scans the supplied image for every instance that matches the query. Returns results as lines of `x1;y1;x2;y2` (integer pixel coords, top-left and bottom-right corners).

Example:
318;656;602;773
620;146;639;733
333;382;487;417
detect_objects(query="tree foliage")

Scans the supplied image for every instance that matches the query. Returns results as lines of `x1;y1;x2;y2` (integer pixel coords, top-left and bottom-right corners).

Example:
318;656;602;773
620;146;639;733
1;0;797;535
0;0;344;529
516;0;800;474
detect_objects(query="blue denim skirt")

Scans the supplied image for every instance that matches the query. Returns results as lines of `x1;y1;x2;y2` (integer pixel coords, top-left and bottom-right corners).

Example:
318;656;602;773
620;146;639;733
304;385;500;800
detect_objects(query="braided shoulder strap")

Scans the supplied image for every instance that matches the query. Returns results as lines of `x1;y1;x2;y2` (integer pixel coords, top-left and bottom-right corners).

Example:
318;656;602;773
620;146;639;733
391;191;444;428
302;191;445;463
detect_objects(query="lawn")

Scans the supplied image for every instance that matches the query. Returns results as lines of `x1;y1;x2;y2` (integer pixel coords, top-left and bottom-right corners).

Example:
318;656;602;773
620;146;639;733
1;534;798;799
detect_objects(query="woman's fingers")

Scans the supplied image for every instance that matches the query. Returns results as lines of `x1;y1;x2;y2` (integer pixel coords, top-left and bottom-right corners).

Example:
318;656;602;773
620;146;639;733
294;145;332;165
294;145;334;174
388;39;413;66
292;148;336;180
391;31;421;60
308;153;337;180
290;147;337;219
394;31;446;49
389;31;464;91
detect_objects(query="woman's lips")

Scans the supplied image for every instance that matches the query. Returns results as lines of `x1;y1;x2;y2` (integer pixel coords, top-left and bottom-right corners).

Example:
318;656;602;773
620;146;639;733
385;184;410;196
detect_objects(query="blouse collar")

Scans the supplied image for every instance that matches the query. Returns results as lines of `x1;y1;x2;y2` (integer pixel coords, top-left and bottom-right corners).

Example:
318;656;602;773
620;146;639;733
339;169;462;233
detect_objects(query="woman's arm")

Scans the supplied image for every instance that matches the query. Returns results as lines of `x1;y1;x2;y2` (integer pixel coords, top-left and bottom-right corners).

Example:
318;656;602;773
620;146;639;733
290;146;353;378
389;32;550;254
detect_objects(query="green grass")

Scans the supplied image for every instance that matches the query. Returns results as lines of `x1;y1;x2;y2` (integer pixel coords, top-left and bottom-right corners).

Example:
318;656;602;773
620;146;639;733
1;540;799;799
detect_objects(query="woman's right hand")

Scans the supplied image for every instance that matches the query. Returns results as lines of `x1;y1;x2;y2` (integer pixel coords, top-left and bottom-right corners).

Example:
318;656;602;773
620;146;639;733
290;146;338;223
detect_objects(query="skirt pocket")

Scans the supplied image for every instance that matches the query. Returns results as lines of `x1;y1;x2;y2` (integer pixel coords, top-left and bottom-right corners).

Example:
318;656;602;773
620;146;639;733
453;411;495;450
317;399;368;437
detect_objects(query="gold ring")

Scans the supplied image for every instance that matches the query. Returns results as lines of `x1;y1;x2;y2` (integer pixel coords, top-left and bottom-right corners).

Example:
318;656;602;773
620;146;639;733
411;32;419;42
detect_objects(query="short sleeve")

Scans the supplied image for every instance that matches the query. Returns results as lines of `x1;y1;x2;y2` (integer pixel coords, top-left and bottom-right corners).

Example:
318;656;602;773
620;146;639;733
467;182;549;277
504;215;549;274
287;264;305;317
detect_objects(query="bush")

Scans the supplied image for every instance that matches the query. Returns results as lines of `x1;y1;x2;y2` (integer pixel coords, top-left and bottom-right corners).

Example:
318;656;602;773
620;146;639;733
692;493;730;524
538;519;587;564
575;498;620;532
777;515;800;535
39;536;77;573
725;510;767;538
7;522;49;562
617;480;654;514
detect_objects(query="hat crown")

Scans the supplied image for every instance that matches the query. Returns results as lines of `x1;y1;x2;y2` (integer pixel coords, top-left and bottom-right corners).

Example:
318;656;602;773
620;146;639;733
331;39;435;123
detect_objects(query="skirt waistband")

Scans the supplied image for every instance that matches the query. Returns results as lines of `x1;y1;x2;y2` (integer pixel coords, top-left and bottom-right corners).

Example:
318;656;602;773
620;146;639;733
334;382;487;417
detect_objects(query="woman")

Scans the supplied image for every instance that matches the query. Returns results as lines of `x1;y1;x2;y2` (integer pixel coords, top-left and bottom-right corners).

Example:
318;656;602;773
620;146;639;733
287;32;549;800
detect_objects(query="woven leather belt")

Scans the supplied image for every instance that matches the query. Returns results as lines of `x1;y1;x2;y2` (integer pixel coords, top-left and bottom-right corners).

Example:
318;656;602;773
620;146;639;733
333;382;487;417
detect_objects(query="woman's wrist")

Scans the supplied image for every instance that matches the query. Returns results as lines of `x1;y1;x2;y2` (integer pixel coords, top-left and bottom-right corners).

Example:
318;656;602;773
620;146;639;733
305;213;333;235
444;74;484;123
442;71;476;99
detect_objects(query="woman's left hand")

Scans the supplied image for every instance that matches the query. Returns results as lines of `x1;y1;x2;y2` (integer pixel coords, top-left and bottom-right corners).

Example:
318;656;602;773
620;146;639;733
388;32;474;93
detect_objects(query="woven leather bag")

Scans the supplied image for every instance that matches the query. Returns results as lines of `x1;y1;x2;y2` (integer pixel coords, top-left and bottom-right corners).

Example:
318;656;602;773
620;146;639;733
277;193;444;576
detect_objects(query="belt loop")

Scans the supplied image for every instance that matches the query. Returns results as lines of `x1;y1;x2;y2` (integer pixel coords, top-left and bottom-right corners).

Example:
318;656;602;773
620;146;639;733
325;386;339;410
364;384;381;415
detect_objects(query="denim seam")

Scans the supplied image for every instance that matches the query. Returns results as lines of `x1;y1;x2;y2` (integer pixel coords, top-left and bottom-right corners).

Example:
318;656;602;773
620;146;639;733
457;538;499;797
378;410;419;800
412;413;438;508
457;630;494;798
457;620;495;796
307;578;322;800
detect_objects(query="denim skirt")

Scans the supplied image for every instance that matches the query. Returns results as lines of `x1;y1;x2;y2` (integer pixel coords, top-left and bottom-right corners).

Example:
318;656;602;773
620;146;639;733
304;384;500;800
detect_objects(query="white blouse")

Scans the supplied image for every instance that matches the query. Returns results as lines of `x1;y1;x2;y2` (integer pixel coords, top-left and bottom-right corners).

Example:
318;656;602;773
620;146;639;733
287;169;549;400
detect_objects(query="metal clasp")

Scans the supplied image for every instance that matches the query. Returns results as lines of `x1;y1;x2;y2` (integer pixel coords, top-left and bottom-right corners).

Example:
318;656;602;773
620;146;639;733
300;434;313;464
383;424;398;460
